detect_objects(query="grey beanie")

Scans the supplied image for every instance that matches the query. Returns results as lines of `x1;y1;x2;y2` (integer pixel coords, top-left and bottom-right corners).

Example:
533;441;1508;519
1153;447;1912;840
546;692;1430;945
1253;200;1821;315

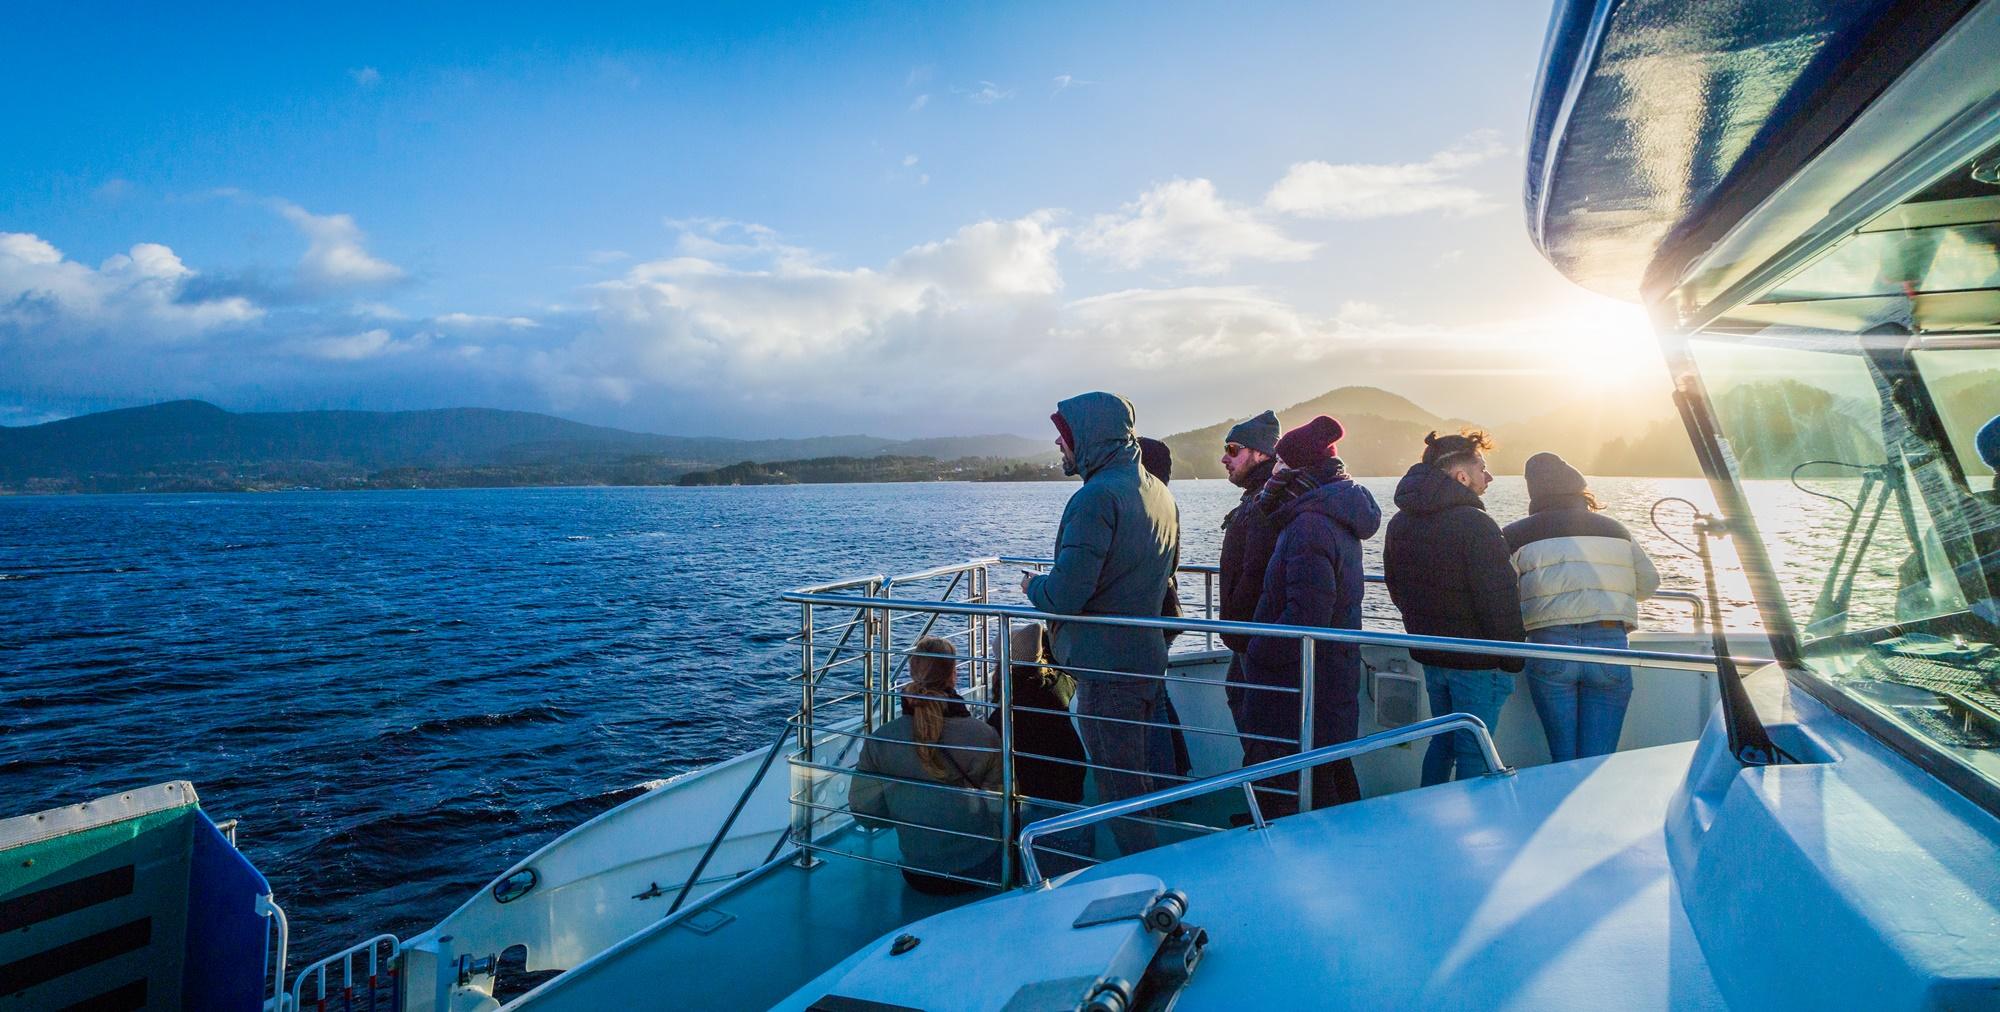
1225;410;1281;457
1524;452;1587;497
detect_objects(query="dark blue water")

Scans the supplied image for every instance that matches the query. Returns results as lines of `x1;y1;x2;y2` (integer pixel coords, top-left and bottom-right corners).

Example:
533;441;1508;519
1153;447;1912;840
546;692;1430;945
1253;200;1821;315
0;478;1735;961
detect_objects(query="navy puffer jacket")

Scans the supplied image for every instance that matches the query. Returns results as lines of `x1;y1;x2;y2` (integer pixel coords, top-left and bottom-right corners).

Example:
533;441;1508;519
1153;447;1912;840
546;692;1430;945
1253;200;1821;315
1382;463;1528;671
1237;463;1381;739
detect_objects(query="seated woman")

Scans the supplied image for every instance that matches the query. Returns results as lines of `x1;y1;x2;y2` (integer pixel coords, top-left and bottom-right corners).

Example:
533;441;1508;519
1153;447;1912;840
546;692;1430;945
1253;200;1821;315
986;623;1087;805
850;636;1003;894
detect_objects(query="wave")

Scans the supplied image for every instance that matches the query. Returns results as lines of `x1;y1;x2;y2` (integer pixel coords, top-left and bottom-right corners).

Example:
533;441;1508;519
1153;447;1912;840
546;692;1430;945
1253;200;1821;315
385;704;582;742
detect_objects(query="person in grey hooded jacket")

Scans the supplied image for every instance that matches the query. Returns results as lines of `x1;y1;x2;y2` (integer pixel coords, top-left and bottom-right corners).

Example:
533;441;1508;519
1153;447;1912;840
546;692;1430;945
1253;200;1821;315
1021;392;1179;854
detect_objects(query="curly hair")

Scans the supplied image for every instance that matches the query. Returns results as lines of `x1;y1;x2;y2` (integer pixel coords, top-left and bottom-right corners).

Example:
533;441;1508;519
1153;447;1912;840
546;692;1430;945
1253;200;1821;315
1422;427;1496;471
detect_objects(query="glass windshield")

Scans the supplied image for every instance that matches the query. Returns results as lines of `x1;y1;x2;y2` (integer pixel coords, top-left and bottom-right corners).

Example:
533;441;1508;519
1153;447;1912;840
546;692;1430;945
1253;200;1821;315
1690;333;2000;790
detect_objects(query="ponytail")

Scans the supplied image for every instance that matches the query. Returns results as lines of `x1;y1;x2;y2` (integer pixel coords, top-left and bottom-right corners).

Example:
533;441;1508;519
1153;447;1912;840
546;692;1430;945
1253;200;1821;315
907;636;958;780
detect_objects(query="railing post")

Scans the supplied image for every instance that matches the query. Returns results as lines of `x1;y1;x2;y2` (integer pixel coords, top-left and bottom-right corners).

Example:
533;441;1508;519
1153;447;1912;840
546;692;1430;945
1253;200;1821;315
1297;637;1316;813
1203;570;1215;651
796;602;819;868
879;587;895;728
862;581;878;734
997;614;1015;888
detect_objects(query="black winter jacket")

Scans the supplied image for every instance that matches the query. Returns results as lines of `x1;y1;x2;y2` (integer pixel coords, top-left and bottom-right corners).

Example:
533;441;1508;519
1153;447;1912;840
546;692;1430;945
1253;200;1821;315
1217;458;1279;653
1238;463;1382;739
986;664;1086;803
1382;463;1527;672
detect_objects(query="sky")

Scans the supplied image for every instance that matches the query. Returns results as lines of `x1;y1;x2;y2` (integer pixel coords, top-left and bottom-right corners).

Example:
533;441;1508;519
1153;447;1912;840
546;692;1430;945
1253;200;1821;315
0;1;1670;438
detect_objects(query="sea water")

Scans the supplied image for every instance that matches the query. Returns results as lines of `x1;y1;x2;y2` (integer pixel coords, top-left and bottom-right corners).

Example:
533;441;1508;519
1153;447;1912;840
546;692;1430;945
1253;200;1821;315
1;477;1754;958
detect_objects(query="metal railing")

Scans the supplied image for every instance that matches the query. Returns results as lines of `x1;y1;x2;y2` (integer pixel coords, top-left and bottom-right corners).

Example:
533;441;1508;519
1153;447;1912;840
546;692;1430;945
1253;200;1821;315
289;934;400;1012
776;557;1760;891
257;894;290;1012
1016;713;1508;886
1007;557;1708;633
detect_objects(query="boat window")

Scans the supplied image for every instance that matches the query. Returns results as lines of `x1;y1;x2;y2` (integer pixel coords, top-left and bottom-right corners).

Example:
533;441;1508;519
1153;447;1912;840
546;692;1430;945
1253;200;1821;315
1689;333;2000;794
1910;346;2000;491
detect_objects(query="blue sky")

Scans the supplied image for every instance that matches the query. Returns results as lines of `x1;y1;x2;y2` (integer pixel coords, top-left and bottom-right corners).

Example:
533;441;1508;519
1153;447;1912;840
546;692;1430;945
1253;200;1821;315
0;1;1663;437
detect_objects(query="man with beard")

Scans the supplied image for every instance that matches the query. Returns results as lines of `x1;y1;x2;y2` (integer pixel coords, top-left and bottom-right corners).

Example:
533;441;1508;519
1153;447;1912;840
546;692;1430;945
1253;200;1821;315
1217;410;1281;761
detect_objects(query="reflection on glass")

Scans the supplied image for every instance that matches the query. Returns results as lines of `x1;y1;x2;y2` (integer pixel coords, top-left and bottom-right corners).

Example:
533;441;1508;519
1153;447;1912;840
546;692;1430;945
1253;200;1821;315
1690;334;2000;794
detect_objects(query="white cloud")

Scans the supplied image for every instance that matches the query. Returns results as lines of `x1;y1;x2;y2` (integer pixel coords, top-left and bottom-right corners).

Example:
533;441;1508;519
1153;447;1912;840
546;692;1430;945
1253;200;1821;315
436;312;540;329
349;66;381;88
586;249;631;266
563;214;1063;407
909;93;929;112
1076;178;1317;275
0;232;262;340
967;81;1014;104
1051;74;1096;95
1265;133;1505;219
273;200;407;290
308;328;399;360
902;154;919;167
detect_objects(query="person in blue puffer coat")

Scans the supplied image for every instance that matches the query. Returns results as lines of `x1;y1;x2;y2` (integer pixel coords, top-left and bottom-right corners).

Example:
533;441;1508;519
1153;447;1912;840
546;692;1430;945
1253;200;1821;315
1502;453;1660;763
1238;415;1381;814
1021;391;1179;855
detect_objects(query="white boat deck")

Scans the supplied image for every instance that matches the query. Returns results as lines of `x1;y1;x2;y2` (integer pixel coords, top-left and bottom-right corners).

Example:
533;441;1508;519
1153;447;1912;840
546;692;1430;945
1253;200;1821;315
503;827;986;1010
788;741;1728;1010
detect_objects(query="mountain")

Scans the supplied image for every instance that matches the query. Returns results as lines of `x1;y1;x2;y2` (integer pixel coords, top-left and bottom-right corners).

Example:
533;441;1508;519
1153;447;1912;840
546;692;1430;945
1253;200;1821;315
1158;385;1699;478
0;401;1047;493
1157;386;1479;480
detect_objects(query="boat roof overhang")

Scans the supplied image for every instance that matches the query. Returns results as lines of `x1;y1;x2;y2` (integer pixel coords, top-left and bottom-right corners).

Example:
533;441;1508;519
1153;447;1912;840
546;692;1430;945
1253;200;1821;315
1527;0;2000;331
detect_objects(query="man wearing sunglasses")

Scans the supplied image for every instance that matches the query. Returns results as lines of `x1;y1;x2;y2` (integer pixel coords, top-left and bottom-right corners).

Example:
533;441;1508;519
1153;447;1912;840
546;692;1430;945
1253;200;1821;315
1217;410;1282;752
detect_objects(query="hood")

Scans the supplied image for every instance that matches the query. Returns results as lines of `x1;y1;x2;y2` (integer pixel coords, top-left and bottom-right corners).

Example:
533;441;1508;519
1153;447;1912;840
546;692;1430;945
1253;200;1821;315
1055;391;1140;479
1392;462;1485;517
1276;471;1381;540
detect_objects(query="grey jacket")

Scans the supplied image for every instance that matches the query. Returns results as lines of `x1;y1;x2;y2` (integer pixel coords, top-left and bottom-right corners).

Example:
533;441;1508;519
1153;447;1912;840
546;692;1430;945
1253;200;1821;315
850;712;1003;876
1026;392;1180;684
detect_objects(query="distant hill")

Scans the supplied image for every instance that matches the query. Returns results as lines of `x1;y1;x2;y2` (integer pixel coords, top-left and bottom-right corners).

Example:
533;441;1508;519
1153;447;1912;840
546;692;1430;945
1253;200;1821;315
677;455;1046;486
0;401;1050;493
1158;385;1698;478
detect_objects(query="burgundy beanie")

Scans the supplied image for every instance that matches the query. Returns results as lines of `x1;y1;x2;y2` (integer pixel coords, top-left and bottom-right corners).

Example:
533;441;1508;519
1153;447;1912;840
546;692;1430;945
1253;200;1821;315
1050;412;1076;453
1275;415;1344;468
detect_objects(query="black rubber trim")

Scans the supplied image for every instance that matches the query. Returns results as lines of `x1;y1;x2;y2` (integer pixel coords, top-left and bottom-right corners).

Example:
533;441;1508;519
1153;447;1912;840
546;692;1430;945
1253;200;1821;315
60;979;147;1012
0;865;135;933
0;917;152;995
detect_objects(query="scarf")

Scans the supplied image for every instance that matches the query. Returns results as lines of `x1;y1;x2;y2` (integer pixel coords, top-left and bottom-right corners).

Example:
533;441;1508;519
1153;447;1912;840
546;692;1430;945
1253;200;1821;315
1255;458;1347;517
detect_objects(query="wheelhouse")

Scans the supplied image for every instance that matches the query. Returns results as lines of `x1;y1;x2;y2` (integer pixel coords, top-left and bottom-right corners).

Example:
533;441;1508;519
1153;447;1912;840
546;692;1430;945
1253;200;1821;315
1531;0;2000;812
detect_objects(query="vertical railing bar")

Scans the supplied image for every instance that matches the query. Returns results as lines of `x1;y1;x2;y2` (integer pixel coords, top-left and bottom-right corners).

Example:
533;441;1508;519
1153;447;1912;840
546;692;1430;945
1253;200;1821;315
879;584;895;728
1298;638;1316;813
997;614;1016;888
1203;570;1215;651
1241;781;1266;829
796;602;819;868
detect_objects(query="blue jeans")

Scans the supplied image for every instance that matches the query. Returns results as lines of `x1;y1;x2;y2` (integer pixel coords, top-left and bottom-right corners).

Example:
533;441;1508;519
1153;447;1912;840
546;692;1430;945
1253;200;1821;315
1074;676;1171;856
1525;623;1633;762
1420;667;1512;786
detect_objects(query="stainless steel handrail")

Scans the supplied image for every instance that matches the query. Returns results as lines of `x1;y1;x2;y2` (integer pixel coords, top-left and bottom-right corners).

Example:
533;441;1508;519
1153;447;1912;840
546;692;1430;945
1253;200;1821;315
1004;556;1708;631
780;591;1769;673
1015;713;1508;886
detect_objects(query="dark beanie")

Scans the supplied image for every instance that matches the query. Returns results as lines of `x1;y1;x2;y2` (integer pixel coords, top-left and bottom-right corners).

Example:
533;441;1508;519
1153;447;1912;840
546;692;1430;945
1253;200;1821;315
1978;414;2000;472
1524;452;1587;497
1050;411;1076;453
1138;437;1172;484
1224;410;1281;458
1275;415;1343;468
